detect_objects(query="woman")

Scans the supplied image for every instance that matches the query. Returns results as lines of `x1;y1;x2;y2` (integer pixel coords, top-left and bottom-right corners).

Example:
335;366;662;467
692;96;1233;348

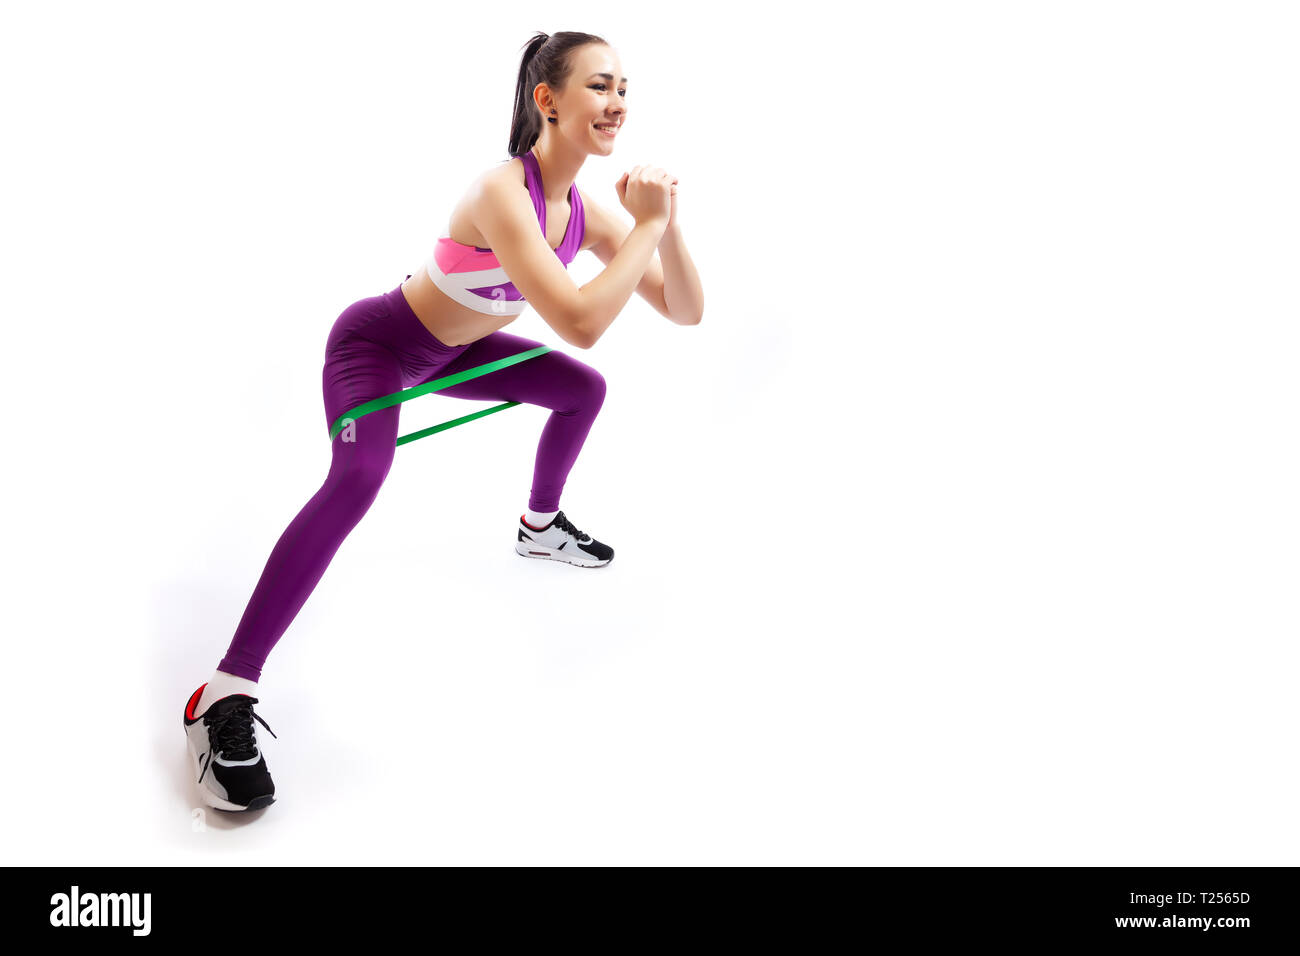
181;31;704;812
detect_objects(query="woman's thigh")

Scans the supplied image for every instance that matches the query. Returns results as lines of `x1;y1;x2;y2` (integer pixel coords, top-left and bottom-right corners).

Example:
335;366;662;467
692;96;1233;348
430;330;605;411
322;336;404;446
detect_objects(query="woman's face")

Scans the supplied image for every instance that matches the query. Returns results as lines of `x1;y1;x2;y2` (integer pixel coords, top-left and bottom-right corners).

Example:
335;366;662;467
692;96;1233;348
551;44;627;154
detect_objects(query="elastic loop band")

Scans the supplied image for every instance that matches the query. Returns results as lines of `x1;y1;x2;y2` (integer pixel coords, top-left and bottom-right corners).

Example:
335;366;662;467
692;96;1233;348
327;345;551;445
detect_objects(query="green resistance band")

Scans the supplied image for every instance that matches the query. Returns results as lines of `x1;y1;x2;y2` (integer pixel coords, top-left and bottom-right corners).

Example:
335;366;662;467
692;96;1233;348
327;345;552;447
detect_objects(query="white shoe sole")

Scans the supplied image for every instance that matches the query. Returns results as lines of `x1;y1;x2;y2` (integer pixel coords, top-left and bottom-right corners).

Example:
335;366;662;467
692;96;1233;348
186;730;274;812
515;541;612;568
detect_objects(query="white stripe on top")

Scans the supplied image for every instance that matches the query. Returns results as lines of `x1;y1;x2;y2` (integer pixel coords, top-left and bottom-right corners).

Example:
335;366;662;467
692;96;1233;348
425;253;527;316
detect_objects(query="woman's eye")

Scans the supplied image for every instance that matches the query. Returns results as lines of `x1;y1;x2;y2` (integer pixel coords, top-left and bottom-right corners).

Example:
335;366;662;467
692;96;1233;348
590;84;627;96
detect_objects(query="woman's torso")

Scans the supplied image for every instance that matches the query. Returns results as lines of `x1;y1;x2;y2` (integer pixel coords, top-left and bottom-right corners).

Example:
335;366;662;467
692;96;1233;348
400;154;592;347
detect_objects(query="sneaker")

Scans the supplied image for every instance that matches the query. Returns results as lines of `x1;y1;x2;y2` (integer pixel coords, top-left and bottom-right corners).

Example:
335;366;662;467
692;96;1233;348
515;510;614;568
183;684;277;812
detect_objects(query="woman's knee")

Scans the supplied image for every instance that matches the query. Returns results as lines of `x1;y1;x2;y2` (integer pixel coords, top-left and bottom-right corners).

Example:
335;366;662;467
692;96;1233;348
327;441;395;510
569;363;607;413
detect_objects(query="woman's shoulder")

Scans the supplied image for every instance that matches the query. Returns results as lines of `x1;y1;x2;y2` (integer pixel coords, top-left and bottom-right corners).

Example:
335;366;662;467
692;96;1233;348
459;155;529;216
445;156;528;243
477;154;528;193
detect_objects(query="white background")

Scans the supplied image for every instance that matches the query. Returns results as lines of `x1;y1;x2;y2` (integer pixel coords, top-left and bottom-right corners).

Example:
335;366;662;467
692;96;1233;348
1;0;1296;865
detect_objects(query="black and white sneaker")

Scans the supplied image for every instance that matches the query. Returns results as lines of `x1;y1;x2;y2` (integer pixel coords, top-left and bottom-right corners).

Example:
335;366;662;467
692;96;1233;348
183;684;277;812
515;510;614;568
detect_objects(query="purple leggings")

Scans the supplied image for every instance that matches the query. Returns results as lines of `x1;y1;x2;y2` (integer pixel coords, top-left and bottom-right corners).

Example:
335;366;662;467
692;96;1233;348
217;282;606;680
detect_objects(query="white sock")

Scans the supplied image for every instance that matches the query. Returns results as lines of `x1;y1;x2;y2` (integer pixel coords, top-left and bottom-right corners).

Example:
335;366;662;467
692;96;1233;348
524;508;559;529
196;670;260;716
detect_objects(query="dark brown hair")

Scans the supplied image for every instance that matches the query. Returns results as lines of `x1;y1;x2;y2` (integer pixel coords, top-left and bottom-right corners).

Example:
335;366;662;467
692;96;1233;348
508;31;608;158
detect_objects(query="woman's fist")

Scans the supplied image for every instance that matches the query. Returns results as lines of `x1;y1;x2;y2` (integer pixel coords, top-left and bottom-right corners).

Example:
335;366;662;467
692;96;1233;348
616;165;674;226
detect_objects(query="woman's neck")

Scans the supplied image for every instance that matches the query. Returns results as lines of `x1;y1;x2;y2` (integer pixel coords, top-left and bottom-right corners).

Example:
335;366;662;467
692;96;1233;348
529;142;581;205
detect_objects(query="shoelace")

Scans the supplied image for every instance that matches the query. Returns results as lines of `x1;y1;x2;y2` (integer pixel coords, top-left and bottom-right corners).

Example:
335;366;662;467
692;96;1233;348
552;510;591;543
201;699;278;780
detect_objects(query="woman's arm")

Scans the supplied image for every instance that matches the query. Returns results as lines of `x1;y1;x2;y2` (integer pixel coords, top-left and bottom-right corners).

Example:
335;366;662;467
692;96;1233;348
657;220;703;326
577;217;668;346
584;187;704;328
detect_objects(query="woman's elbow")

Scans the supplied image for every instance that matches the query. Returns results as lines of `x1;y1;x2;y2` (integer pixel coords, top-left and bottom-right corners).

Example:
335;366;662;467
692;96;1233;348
565;321;597;350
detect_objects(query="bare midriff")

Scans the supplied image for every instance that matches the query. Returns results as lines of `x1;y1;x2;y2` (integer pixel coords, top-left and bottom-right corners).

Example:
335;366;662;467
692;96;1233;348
399;154;588;348
399;270;521;349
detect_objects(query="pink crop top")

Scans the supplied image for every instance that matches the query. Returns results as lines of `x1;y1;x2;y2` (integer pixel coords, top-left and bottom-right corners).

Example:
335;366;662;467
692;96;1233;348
424;150;586;316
